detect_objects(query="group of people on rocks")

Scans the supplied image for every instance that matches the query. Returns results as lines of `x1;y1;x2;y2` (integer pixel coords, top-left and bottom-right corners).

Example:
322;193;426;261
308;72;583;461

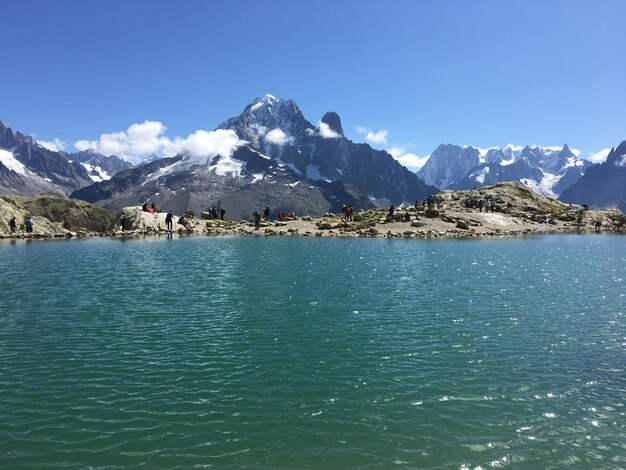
207;206;225;220
277;210;296;222
142;201;159;213
388;205;411;222
341;204;354;221
415;195;442;212
7;215;34;233
464;197;497;213
252;206;272;230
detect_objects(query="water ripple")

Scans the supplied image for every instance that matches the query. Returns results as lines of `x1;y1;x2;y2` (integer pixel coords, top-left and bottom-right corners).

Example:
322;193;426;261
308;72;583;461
0;235;624;468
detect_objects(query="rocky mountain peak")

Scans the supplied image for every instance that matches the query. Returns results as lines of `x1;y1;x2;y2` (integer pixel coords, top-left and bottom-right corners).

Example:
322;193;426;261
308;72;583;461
555;144;576;160
218;95;312;148
321;112;343;135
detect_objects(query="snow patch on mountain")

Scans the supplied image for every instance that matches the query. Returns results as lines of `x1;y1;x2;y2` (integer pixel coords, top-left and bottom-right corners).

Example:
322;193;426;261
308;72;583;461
520;171;562;199
475;166;490;184
80;162;111;182
209;155;244;177
0;149;28;176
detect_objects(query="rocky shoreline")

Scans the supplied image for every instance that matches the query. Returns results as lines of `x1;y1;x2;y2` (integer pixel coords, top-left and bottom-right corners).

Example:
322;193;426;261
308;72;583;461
2;183;625;241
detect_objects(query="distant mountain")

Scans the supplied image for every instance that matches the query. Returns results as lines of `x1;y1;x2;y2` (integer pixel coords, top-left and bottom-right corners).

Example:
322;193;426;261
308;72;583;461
69;149;133;182
0;121;93;195
560;140;626;212
417;144;481;189
71;145;373;217
218;94;438;205
419;143;591;198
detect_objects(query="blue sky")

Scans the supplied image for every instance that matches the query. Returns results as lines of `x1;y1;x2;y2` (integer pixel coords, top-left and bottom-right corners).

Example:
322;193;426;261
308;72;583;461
1;0;625;167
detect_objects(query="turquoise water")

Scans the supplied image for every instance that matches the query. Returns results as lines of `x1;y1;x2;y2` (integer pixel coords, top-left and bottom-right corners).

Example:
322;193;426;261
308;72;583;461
0;235;624;469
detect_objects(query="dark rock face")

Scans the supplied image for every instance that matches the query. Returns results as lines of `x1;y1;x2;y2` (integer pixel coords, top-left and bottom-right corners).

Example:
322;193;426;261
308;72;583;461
560;140;626;212
0;121;93;195
321;112;344;135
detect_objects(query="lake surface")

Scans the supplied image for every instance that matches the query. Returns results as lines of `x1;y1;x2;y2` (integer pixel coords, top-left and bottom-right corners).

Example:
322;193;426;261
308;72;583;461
0;234;624;469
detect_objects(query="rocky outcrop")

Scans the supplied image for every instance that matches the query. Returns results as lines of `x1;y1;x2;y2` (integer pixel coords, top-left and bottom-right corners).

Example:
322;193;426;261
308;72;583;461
0;193;112;237
3;183;625;240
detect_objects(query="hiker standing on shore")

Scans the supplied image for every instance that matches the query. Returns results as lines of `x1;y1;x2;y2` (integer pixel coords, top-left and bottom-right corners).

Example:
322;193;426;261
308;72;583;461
220;208;225;220
9;215;17;233
263;206;270;221
25;216;33;233
254;211;261;230
165;211;173;231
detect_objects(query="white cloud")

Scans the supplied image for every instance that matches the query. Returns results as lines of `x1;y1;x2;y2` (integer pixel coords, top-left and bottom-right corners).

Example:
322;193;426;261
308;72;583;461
74;121;243;164
250;123;268;137
357;126;388;145
264;128;291;146
318;122;341;139
37;138;66;152
164;129;242;159
587;148;611;164
505;144;524;152
388;146;430;171
617;154;626;167
74;139;98;151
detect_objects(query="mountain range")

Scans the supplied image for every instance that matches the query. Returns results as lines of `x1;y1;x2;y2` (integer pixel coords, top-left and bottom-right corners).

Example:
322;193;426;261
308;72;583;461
70;95;438;215
0;121;132;195
418;143;591;198
1;95;624;215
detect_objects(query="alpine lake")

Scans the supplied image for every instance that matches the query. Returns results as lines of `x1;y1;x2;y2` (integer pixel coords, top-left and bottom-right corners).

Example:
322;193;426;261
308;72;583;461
0;234;624;469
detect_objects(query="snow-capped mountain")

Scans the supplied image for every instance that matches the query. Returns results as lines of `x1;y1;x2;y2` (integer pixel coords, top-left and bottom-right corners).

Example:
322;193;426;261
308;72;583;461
218;94;437;205
0;121;93;195
69;149;133;182
560;140;626;213
418;143;591;198
71;94;436;215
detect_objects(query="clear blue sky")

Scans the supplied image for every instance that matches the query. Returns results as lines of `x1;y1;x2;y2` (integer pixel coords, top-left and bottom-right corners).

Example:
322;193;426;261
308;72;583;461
1;0;625;165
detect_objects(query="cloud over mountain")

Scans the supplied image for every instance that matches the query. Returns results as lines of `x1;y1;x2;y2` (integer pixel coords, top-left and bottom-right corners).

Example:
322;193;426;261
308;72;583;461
358;127;388;145
37;138;66;152
388;146;429;171
74;121;242;164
